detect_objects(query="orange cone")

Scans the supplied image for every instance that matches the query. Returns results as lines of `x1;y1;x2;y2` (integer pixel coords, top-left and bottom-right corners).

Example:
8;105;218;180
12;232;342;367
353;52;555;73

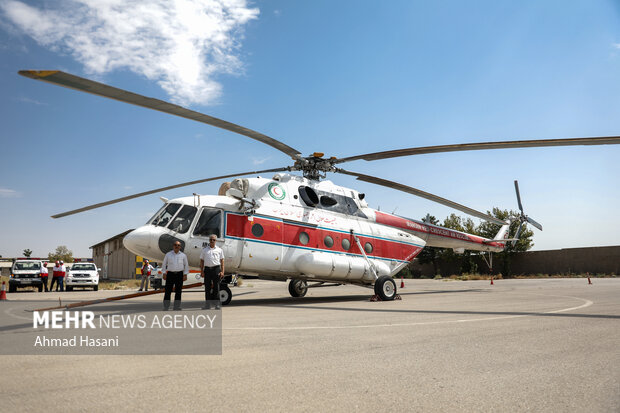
490;277;494;285
0;281;7;300
400;277;405;288
588;277;592;285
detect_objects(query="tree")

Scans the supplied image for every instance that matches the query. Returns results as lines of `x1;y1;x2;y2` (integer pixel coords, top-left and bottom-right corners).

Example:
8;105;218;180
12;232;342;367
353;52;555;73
48;245;74;263
23;249;32;258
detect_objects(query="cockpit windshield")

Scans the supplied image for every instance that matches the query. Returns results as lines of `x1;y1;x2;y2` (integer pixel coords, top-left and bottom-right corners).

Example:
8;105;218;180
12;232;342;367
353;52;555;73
149;203;181;227
167;205;198;234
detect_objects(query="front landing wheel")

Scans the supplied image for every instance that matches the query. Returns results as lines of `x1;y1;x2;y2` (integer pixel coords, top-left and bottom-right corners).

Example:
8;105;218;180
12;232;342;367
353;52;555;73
288;279;308;297
219;284;232;306
374;276;397;301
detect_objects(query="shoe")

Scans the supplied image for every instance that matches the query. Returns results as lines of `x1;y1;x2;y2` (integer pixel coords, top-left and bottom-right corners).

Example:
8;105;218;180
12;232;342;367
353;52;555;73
138;289;142;292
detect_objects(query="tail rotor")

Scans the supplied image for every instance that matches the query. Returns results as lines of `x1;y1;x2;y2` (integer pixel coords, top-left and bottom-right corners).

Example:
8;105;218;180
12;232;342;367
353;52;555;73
512;180;542;246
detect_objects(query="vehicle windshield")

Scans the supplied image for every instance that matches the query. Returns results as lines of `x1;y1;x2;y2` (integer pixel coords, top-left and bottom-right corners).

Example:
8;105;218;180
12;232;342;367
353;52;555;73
14;262;40;271
167;205;198;234
71;264;96;271
149;203;181;227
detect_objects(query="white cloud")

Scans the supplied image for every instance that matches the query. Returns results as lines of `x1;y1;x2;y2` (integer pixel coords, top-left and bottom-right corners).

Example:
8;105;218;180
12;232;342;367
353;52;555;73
613;43;620;50
17;96;46;105
0;188;22;198
1;0;259;106
252;157;269;165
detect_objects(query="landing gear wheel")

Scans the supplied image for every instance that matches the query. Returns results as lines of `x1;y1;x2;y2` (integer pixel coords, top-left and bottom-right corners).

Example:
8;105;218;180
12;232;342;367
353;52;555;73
219;284;232;306
374;276;397;301
288;279;308;298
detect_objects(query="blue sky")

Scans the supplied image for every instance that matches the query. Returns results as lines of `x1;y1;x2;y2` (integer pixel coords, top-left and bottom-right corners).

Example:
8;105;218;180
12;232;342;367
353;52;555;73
1;0;619;258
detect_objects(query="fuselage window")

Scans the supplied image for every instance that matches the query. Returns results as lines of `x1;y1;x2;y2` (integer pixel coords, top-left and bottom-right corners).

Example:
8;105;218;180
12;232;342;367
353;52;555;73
168;205;198;234
324;235;334;248
251;223;264;238
151;203;181;227
193;208;222;238
342;238;351;250
364;242;373;254
299;231;310;245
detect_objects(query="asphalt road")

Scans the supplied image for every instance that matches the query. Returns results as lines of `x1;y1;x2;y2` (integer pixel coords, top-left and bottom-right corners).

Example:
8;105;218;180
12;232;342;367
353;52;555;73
1;278;619;412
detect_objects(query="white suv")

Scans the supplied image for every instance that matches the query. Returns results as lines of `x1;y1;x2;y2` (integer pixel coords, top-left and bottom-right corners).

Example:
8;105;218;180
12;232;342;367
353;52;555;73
10;259;44;292
66;262;100;291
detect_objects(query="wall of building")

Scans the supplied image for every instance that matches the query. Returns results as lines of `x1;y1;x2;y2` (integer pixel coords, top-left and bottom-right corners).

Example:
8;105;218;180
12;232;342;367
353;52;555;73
92;235;138;280
409;245;620;277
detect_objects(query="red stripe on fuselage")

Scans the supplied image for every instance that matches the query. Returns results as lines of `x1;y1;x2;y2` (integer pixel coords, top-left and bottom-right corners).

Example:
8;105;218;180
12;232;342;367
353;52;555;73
374;211;503;247
225;213;421;262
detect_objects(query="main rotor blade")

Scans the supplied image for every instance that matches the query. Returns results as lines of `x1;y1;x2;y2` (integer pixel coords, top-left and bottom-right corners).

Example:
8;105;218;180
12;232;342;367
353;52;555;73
51;167;290;219
335;136;620;164
514;180;524;213
336;169;506;225
512;222;524;246
19;70;302;160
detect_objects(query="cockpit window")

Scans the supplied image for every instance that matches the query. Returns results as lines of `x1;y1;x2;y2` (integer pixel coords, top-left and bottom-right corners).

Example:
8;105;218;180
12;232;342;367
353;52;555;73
193;208;222;237
168;205;197;234
150;203;181;227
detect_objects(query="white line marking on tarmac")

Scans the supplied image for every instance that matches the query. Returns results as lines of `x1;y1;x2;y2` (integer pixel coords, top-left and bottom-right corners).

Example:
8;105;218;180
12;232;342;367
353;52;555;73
224;294;593;331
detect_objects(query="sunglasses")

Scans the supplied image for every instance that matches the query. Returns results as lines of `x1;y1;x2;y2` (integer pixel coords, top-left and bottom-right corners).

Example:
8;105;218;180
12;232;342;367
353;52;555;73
173;244;181;247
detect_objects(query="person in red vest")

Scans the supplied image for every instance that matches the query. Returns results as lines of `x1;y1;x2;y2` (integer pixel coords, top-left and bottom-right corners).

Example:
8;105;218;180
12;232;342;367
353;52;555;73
138;259;153;292
40;262;49;292
50;261;60;291
57;260;66;292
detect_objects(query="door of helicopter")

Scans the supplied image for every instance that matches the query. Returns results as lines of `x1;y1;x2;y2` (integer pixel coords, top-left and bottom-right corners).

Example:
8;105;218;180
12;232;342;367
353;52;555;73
186;207;225;267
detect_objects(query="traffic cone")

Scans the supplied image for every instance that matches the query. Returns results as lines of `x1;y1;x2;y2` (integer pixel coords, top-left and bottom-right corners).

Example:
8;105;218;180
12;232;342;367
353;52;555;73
588;277;592;285
400;277;405;288
0;281;7;301
490;277;494;286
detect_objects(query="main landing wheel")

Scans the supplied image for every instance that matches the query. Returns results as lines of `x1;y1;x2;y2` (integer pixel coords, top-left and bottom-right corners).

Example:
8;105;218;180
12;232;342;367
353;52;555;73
288;279;308;298
374;276;397;301
219;284;232;306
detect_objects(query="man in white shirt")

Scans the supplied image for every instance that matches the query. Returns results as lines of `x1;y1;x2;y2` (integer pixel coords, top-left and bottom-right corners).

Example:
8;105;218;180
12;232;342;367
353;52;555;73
162;241;189;310
200;234;225;310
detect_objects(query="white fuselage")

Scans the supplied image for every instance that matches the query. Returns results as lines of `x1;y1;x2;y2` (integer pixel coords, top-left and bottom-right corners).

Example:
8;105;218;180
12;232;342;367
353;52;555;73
124;173;505;285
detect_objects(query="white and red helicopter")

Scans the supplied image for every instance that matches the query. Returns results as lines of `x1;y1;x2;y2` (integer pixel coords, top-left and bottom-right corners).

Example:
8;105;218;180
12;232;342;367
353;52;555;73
19;70;620;303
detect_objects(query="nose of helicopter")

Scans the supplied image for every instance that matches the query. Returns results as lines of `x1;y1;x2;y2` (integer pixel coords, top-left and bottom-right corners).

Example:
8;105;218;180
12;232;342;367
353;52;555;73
123;226;153;257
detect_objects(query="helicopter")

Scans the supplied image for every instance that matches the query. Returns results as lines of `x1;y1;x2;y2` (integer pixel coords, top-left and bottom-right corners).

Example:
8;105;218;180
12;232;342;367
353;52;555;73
19;70;620;303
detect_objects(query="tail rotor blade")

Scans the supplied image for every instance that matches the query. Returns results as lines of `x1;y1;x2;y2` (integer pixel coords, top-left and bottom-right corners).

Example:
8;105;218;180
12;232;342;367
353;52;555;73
526;216;543;231
514;180;524;213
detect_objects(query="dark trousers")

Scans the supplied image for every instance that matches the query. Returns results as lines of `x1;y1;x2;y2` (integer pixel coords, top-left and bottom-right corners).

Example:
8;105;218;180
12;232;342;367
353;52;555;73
41;276;48;292
58;277;64;292
164;271;184;303
204;266;221;303
50;276;58;291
